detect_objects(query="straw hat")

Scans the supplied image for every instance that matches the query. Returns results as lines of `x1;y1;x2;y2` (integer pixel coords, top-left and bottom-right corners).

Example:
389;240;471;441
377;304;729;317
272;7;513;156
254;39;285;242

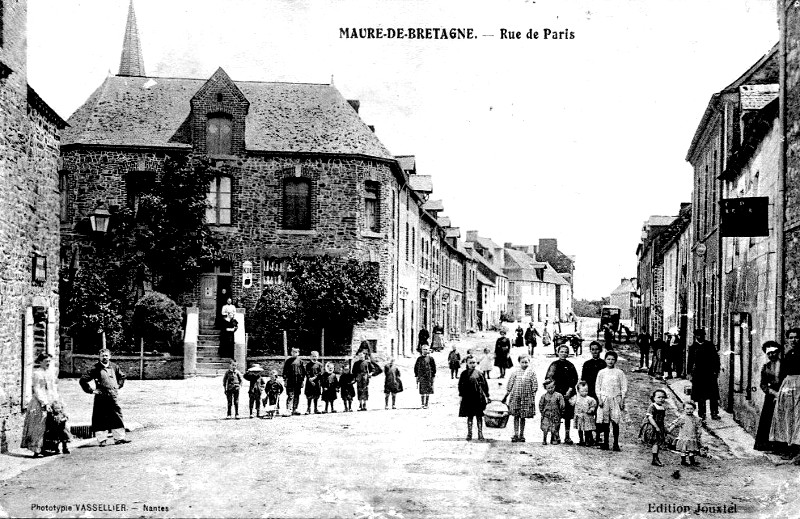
247;364;264;372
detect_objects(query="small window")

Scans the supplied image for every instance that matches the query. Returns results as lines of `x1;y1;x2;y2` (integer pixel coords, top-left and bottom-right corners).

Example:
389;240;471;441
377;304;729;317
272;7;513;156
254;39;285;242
365;181;380;232
283;178;311;230
207;115;232;155
59;171;69;223
206;176;232;225
126;171;155;215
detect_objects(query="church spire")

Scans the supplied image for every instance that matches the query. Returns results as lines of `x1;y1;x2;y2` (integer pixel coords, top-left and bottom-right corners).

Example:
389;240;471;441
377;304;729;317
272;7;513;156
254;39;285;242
118;0;145;77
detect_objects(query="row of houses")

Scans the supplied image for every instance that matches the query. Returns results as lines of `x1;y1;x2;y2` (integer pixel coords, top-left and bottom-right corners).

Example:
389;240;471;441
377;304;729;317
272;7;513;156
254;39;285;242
0;1;575;450
633;4;800;438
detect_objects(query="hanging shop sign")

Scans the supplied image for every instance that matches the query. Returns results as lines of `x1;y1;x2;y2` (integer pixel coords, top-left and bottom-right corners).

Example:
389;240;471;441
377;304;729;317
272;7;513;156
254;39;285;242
242;260;253;288
720;197;769;237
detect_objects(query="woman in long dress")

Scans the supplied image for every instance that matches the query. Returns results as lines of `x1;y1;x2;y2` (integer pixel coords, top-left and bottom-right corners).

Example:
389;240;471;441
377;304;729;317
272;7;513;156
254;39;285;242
21;353;59;457
755;341;783;451
770;328;800;459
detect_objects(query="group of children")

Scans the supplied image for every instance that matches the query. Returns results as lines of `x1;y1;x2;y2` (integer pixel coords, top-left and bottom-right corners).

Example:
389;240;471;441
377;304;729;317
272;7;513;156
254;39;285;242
456;340;706;468
221;350;413;418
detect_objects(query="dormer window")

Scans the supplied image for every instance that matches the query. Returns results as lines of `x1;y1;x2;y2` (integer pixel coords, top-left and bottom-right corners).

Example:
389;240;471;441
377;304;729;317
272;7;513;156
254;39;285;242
207;115;232;155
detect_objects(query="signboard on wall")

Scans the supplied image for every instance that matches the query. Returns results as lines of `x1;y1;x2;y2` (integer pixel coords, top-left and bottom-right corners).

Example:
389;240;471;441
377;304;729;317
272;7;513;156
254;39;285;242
242;260;253;288
719;197;769;237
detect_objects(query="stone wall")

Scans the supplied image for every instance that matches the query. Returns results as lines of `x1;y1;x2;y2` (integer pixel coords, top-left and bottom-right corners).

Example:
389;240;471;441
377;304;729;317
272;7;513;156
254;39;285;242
0;0;63;453
783;0;800;325
61;354;184;380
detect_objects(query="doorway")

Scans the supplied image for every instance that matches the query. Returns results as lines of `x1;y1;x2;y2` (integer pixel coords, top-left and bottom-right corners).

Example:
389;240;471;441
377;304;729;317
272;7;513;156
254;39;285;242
729;312;752;413
199;264;233;334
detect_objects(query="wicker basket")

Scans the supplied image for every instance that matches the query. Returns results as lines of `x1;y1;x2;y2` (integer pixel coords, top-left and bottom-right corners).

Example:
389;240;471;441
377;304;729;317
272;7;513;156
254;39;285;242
483;400;510;428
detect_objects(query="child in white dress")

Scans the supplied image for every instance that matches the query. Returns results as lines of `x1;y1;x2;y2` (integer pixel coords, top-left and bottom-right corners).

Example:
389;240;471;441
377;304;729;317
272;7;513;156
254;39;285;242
595;351;628;451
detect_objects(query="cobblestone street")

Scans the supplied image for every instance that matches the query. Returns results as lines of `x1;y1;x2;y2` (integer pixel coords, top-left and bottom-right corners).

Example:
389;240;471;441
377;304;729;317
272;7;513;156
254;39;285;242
0;327;798;518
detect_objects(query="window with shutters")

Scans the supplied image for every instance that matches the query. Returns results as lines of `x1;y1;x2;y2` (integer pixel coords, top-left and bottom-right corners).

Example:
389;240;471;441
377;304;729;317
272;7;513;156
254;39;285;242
283;178;312;230
206;175;232;225
365;181;380;232
206;115;233;155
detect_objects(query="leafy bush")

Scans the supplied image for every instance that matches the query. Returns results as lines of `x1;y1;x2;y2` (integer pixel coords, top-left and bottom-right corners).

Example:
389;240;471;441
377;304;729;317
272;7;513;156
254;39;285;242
249;284;302;335
132;292;183;347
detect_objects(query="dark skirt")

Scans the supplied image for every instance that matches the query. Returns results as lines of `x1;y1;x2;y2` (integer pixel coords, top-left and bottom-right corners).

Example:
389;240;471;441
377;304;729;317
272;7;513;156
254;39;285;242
459;396;487;418
754;394;781;451
91;393;125;432
639;422;665;446
356;373;370;400
305;380;321;399
321;387;337;402
341;384;355;400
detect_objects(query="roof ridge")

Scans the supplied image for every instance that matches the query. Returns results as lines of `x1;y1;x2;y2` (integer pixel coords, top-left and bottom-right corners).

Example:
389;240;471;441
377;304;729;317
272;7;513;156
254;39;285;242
110;74;331;87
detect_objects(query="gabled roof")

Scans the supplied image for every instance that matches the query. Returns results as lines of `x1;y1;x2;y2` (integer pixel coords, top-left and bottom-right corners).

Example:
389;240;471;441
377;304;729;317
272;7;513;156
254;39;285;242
646;215;676;228
611;278;635;296
437;216;452;228
408;175;433;193
422;199;444;212
63;75;393;159
475;236;502;251
395;155;416;173
445;227;461;239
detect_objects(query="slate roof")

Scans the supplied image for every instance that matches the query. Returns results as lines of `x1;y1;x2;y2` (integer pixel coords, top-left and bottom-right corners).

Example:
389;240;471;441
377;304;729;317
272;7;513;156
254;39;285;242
63;75;393;159
611;278;635;296
740;84;779;111
473;253;505;278
422;199;444;212
437;216;452;228
645;215;676;228
445;227;461;239
504;249;568;285
477;272;495;287
395;155;416;173
474;236;502;251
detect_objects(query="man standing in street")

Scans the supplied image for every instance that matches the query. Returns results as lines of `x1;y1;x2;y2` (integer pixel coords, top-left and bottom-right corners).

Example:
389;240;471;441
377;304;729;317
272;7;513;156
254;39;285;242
603;325;614;351
79;349;130;447
418;327;430;353
687;329;721;420
524;322;540;355
636;331;651;370
282;347;305;415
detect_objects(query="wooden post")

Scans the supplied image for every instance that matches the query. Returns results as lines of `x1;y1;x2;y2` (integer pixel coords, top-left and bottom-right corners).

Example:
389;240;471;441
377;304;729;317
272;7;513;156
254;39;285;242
139;337;145;380
283;330;288;356
101;331;106;350
320;328;325;362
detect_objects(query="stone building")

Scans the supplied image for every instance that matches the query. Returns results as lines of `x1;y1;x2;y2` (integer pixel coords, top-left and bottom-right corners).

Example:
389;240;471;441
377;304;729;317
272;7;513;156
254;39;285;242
634;215;676;337
685;45;777;354
719;94;779;433
465;231;508;329
59;4;415;364
60;3;480;366
658;204;692;375
0;0;66;451
503;247;569;324
609;278;636;320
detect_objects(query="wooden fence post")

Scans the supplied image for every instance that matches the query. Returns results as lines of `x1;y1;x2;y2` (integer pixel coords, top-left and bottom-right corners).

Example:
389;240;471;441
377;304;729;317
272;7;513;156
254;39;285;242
320;328;325;362
139;337;145;380
283;330;288;357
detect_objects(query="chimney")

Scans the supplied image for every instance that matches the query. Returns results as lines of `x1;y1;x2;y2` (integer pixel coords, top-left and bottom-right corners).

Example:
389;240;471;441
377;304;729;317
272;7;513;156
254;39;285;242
347;100;360;113
466;230;478;242
621;278;628;284
504;242;513;248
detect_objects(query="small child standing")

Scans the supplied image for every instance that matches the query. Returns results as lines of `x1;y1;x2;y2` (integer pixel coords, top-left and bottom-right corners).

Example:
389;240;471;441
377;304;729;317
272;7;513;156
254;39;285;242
478;347;494;379
43;400;71;454
595;350;628;451
384;358;403;409
304;351;323;414
458;356;489;441
668;401;704;466
572;381;598;447
414;345;436;409
502;354;538;442
320;362;339;413
244;364;267;418
339;365;356;412
448;345;462;379
222;360;243;419
639;389;668;466
262;371;284;418
539;379;565;445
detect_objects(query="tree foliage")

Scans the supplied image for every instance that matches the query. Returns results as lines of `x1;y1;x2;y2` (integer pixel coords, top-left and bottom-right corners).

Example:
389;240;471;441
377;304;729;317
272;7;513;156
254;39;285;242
132;291;184;346
289;255;386;330
249;284;303;335
61;153;219;351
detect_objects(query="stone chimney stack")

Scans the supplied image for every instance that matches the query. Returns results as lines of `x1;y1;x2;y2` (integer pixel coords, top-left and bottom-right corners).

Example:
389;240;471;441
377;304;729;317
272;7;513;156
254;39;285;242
466;230;478;242
118;0;146;77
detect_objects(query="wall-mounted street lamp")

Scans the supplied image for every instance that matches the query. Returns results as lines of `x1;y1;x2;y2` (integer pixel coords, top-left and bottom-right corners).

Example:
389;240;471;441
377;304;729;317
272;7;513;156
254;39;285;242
89;205;111;234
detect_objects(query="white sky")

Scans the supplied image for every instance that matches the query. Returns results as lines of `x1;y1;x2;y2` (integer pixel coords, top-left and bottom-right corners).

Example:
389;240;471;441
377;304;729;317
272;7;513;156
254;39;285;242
26;0;779;299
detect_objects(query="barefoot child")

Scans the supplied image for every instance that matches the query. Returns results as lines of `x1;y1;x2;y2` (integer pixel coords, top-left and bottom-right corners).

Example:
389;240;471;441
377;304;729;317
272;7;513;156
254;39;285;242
668;401;704;466
339;365;356;412
458;356;489;441
384;358;403;409
539;379;564;445
502;354;538;442
639;389;668;466
320;362;339;413
43;400;72;454
595;350;628;451
414;345;436;409
448;345;462;379
572;381;597;446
